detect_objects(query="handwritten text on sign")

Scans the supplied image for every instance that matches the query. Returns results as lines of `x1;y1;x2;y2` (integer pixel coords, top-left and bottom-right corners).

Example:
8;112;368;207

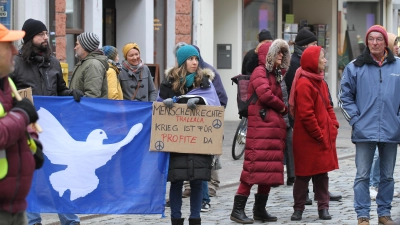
150;102;224;155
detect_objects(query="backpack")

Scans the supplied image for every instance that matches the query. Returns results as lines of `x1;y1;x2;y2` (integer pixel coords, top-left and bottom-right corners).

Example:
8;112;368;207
231;74;257;118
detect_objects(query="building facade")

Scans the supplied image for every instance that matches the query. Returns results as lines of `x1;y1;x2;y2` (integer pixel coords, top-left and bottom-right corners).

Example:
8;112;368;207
4;0;398;120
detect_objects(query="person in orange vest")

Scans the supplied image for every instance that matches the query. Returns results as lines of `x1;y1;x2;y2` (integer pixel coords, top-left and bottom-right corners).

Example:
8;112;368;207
0;22;41;225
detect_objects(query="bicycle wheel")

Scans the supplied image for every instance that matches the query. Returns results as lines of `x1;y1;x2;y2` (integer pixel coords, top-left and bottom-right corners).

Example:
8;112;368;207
232;117;247;160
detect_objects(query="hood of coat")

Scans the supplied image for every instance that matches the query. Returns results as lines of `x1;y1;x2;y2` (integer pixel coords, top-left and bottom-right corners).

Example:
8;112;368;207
259;39;290;72
300;45;322;74
108;61;120;74
164;67;215;81
83;50;109;70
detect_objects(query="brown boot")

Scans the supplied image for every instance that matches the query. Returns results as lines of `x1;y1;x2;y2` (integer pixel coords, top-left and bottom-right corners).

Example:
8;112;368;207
378;216;395;225
357;217;370;225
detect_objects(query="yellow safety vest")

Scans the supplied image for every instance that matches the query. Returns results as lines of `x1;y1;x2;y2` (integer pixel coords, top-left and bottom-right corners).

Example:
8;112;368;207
0;78;36;179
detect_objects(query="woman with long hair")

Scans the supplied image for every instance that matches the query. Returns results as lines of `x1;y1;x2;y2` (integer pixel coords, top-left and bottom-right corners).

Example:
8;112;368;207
158;45;220;225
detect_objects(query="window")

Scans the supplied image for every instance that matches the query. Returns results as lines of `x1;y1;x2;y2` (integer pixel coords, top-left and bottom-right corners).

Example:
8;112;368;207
337;0;381;92
66;0;84;74
242;0;277;56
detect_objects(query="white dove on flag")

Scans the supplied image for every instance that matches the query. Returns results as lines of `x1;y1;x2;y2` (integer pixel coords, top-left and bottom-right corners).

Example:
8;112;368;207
37;107;143;201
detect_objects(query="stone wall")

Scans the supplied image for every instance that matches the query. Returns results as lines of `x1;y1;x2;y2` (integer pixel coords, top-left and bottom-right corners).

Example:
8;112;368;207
55;0;66;62
175;0;192;44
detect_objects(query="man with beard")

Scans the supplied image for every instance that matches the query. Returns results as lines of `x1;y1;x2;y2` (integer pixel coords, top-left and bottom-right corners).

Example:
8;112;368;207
9;18;82;225
69;32;108;98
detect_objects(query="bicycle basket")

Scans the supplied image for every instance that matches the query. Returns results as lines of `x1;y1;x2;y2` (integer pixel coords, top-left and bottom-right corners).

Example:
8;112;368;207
231;74;251;118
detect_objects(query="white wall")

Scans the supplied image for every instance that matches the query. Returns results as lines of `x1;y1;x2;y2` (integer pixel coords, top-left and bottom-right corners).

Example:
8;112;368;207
166;0;176;68
14;0;48;33
214;0;242;121
84;0;103;45
193;0;214;63
115;0;154;63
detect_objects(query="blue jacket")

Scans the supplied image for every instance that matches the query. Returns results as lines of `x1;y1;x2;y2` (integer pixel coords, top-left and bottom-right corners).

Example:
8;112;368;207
339;48;400;143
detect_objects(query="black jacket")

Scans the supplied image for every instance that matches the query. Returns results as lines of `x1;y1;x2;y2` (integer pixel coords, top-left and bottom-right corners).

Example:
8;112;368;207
10;55;72;96
241;48;257;75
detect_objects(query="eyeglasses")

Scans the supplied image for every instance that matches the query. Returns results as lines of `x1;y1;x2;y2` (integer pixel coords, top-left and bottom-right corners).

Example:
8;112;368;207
36;32;48;38
368;37;384;43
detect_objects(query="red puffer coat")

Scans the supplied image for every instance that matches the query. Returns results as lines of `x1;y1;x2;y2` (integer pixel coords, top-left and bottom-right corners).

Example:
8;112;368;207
0;77;37;213
292;46;339;176
239;40;290;186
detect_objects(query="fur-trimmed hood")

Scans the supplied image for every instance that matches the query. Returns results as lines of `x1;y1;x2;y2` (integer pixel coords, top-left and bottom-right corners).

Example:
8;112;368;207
258;39;290;72
164;67;215;81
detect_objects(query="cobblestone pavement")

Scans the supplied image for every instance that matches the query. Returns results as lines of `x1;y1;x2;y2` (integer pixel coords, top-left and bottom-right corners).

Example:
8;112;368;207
40;109;400;224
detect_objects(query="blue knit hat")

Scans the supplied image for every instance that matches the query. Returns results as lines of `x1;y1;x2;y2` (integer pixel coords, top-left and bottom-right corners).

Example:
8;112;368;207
176;45;199;67
102;46;118;61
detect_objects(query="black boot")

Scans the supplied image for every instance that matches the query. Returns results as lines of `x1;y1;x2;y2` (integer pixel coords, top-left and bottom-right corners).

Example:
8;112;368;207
171;218;185;225
318;209;332;220
252;194;277;222
188;218;201;225
230;195;254;224
291;210;303;221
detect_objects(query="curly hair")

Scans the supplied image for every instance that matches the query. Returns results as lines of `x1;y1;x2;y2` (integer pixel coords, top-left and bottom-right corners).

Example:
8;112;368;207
20;39;52;63
169;65;203;94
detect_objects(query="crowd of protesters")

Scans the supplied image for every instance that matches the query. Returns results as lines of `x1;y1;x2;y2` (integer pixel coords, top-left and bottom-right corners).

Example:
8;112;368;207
0;18;399;225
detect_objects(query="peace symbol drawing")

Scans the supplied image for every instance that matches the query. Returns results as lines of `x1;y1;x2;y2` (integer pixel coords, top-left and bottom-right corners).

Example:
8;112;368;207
212;119;222;129
155;141;164;151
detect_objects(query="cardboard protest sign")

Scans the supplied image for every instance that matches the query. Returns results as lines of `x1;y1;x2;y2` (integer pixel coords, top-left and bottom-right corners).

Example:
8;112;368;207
18;87;33;103
150;102;224;155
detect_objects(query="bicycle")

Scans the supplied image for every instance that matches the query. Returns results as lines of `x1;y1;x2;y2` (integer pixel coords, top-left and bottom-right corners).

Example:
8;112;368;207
231;117;247;160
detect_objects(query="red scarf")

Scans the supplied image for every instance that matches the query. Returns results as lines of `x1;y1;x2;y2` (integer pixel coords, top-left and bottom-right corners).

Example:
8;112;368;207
288;67;324;117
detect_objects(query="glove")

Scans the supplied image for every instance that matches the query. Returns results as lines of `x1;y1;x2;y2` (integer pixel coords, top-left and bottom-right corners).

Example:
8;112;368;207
33;140;44;169
72;89;84;102
163;98;174;109
187;98;199;110
12;98;39;123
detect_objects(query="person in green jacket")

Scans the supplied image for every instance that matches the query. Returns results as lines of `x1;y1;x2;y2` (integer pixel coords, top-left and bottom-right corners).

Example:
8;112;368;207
69;32;108;98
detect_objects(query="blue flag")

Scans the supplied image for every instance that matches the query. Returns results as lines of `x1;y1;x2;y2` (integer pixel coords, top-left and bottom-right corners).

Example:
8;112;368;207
27;96;169;214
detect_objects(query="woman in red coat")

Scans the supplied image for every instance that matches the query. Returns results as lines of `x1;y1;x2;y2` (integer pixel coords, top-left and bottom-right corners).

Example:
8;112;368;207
230;39;290;224
289;46;339;221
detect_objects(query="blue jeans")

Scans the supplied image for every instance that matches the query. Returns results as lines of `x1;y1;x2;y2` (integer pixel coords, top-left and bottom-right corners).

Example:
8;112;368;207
27;212;80;225
354;142;397;218
170;180;202;219
369;148;380;188
202;181;210;204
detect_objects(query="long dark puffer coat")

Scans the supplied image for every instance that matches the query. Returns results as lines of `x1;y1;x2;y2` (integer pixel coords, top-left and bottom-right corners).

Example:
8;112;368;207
159;67;216;182
239;40;290;186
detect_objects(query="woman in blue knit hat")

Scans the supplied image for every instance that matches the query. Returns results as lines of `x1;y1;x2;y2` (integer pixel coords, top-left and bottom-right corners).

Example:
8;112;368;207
158;44;220;225
101;45;123;100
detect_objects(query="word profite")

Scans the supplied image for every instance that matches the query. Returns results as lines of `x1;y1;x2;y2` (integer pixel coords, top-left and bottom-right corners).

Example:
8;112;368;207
161;134;197;143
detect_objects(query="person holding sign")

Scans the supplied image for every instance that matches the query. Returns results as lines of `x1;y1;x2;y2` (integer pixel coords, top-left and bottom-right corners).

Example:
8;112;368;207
0;23;41;225
9;18;82;225
230;39;290;224
158;44;220;225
